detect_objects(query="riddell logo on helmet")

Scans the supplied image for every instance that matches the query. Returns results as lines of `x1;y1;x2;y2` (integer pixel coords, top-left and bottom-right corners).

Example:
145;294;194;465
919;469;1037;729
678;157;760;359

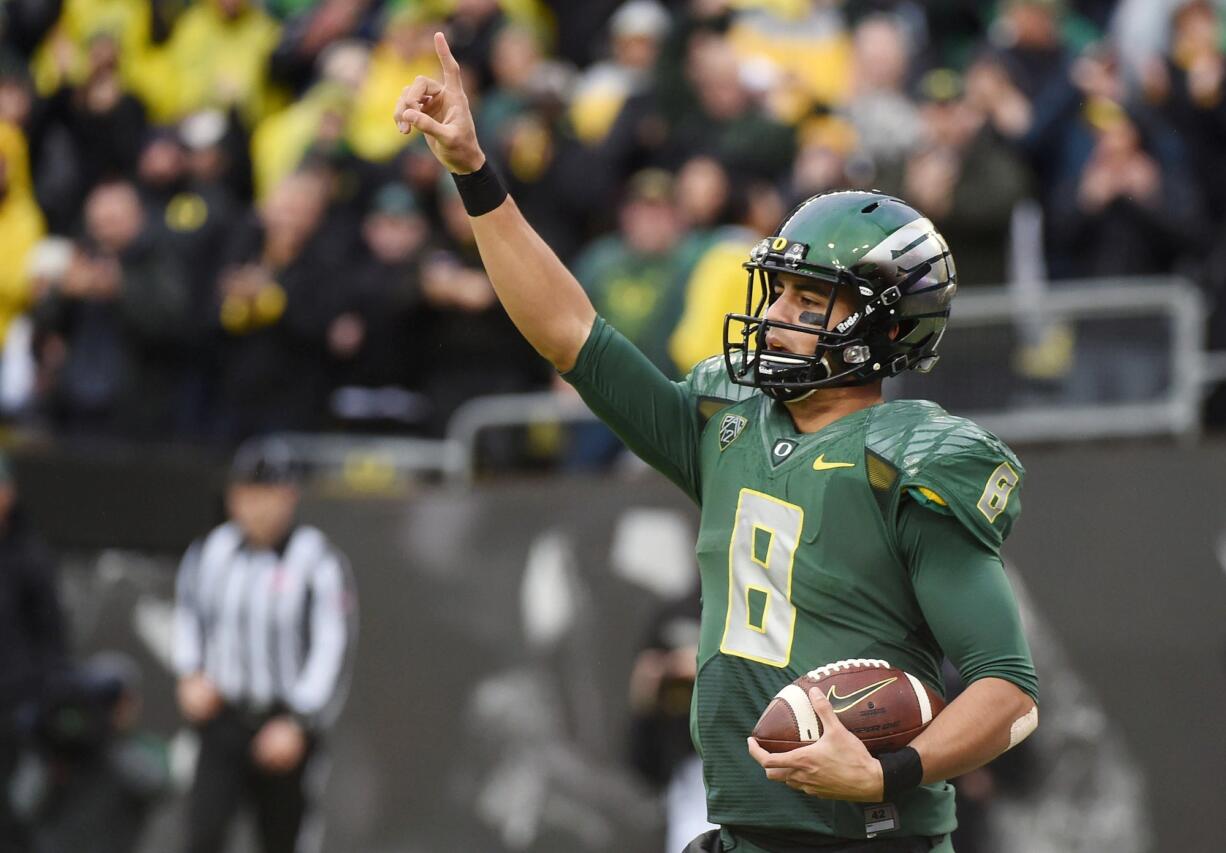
835;313;861;333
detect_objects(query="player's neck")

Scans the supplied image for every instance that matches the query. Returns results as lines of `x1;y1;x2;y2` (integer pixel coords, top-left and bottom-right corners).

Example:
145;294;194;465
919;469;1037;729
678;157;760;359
782;383;884;434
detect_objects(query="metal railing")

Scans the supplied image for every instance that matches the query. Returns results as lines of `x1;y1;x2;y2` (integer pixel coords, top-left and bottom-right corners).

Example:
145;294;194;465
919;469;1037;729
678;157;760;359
273;277;1218;485
922;276;1208;443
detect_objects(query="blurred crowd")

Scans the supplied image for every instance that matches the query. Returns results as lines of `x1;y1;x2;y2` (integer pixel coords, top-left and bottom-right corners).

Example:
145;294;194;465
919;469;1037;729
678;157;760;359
2;0;1226;444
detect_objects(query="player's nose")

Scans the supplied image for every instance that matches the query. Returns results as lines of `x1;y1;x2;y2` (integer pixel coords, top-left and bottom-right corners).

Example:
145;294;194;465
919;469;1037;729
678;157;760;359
764;295;799;330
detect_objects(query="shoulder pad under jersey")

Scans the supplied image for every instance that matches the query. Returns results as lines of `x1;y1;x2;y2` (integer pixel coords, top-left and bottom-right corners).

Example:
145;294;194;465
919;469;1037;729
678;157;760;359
866;401;1024;551
682;352;759;425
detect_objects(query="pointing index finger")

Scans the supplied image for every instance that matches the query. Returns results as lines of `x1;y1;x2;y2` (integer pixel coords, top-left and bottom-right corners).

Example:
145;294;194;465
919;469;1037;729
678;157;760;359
435;31;463;90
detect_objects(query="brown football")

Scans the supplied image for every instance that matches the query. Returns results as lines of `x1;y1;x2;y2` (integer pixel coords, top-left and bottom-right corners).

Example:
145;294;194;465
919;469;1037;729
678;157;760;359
752;659;945;755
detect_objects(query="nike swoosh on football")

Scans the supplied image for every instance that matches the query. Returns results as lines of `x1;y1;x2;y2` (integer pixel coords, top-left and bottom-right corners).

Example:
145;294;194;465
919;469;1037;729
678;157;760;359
826;677;898;714
812;455;856;471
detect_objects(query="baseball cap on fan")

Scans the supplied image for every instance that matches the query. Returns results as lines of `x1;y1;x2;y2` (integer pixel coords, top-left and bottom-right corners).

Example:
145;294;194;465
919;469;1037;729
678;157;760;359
229;438;305;485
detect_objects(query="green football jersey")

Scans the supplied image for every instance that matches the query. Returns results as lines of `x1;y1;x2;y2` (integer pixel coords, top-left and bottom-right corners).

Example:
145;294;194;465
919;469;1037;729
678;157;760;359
565;318;1035;845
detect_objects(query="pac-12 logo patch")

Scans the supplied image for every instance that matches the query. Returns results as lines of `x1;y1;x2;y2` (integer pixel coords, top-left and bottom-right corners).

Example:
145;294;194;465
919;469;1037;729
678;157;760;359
719;414;748;451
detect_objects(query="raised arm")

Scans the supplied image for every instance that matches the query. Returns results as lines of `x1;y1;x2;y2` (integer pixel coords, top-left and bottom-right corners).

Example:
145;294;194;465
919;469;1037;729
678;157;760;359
393;32;594;371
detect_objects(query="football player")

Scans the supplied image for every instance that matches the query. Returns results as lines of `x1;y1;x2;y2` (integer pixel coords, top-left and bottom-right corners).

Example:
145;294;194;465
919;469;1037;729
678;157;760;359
395;33;1038;853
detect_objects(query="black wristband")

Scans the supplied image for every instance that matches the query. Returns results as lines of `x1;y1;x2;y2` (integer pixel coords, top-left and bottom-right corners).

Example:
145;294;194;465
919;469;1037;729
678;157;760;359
452;160;508;217
878;746;924;800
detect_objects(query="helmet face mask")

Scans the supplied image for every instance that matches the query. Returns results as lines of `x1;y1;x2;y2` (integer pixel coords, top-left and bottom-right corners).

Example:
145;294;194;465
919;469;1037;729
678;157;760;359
724;266;876;401
722;191;956;400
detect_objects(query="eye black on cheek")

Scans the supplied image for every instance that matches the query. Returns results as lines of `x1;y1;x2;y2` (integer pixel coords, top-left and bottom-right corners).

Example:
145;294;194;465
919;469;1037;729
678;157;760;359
798;311;824;325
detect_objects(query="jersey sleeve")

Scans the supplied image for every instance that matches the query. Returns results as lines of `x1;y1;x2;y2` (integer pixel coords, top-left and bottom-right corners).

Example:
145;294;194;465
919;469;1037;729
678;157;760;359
563;316;709;501
898;498;1039;704
899;443;1024;553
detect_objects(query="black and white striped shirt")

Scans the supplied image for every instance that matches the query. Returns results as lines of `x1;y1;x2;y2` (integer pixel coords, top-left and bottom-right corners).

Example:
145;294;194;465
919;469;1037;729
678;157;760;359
174;523;357;728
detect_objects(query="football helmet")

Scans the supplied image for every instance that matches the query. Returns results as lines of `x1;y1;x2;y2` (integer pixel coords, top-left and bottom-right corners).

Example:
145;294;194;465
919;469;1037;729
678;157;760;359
723;190;956;401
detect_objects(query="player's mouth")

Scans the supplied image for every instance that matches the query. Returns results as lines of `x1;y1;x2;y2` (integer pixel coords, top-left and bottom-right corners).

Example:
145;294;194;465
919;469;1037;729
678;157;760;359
764;335;792;354
758;339;809;375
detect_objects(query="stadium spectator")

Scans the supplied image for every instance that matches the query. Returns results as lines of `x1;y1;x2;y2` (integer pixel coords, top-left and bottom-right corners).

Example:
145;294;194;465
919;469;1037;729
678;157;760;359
991;0;1078;106
346;6;437;164
251;39;370;201
177;106;255;205
0;52;33;130
842;12;923;191
904;68;1031;287
29;31;147;234
0;451;66;853
389;131;447;228
136;127;237;316
668;159;785;373
598;20;798;192
135;127;238;433
673;154;734;235
573;168;695;376
788;115;859;204
565;167;699;467
721;0;852;120
173;439;356;853
327;182;431;427
1041;101;1202;403
445;0;509;93
27;0;155;106
975;0;1097;275
152;0;282;126
543;0;626;67
486;50;595;264
412;178;550;436
1048;100;1201;280
569;0;670;145
269;0;376;95
1142;0;1226;228
669;33;796;181
0;121;47;373
32;179;189;435
213;168;341;438
475;21;553;149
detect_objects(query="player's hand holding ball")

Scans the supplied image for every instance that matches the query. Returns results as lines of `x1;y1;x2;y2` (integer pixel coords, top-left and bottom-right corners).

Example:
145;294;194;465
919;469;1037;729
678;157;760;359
392;32;484;175
748;659;944;802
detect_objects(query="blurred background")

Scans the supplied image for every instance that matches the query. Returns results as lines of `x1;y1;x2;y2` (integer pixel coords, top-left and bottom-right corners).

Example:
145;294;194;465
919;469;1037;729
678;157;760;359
1;0;1225;851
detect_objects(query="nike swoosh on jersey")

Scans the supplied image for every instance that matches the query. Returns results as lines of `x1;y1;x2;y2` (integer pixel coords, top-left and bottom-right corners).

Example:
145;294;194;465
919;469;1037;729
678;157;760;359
812;454;856;471
826;677;898;714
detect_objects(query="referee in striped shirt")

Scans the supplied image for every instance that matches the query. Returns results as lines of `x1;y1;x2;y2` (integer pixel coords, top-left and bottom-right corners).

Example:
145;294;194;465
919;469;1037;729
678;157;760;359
174;440;356;853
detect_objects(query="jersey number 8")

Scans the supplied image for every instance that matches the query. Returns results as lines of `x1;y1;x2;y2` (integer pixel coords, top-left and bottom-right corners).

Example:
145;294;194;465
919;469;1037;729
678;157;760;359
720;489;804;667
976;462;1019;523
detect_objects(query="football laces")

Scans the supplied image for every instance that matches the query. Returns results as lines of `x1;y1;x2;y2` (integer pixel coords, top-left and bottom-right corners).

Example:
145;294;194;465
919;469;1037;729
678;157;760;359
806;658;891;680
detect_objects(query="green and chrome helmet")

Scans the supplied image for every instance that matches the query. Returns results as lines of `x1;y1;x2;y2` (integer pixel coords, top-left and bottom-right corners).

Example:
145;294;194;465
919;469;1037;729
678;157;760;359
723;190;956;400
